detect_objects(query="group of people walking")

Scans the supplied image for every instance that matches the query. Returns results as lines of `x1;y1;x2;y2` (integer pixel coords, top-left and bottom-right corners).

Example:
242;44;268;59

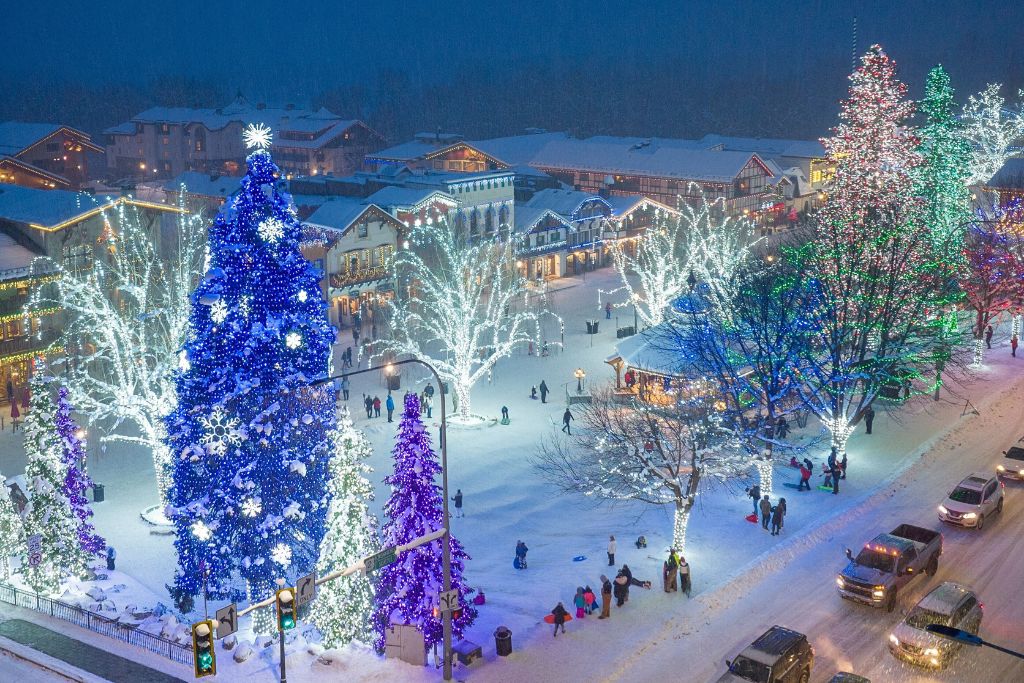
549;564;653;636
362;393;395;421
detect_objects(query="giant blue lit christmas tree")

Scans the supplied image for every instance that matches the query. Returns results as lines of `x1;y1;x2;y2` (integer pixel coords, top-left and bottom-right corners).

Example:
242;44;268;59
165;125;337;632
372;393;475;653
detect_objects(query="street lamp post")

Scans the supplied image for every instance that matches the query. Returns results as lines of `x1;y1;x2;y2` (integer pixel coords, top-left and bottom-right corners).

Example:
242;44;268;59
574;368;586;394
311;357;454;680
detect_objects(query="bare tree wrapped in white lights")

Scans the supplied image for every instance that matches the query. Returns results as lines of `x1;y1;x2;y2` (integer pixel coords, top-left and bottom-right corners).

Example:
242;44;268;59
27;197;205;513
604;185;757;328
961;84;1024;186
532;388;748;551
384;219;557;421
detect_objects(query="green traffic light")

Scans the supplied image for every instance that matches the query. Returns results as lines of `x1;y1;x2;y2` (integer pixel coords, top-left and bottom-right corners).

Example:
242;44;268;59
198;651;214;671
281;614;295;630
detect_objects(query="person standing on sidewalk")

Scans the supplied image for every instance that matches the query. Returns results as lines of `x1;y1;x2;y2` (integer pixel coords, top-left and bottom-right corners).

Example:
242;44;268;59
607;535;616;566
451;489;464;518
1013;335;1019;357
599;575;612;619
386;393;395;422
864;406;875;434
747;484;761;515
759;494;772;530
539;380;549;403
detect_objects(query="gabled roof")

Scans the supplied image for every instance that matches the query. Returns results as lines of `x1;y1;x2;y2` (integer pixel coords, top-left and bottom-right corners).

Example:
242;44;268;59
367;139;444;162
530;139;770;182
513;206;572;234
606;323;686;377
605;194;680;219
364;186;457;212
0;184;180;231
526;188;611;219
276;119;381;150
0;227;46;277
469;132;571;166
164;172;238;199
0;122;102;156
0;157;72;188
305;198;403;235
583;135;709;151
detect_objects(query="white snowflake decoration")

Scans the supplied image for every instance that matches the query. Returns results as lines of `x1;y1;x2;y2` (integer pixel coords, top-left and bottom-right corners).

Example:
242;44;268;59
199;407;243;456
285;332;302;349
258;218;286;243
192;520;212;541
241;498;262;518
243;123;273;150
271;542;292;567
209;299;228;324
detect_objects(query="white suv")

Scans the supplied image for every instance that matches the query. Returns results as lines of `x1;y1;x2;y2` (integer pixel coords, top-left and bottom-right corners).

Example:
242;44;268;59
937;473;1003;529
889;581;982;668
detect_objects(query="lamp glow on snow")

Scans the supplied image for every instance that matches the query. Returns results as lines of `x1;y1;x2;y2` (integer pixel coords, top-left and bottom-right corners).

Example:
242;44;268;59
574;368;586;394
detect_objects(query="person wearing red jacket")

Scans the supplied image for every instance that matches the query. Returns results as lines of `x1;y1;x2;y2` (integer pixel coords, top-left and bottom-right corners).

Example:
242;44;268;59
798;464;812;491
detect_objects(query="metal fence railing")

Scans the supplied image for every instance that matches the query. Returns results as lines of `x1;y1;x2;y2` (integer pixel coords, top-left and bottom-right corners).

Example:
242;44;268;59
0;582;193;667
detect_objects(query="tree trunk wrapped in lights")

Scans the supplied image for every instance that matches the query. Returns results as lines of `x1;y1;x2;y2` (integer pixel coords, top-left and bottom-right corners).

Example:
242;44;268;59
532;388;748;552
27;195;205;510
385;219;557;421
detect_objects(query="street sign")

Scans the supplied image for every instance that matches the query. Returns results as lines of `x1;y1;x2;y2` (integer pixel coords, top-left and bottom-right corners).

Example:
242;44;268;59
364;546;397;573
438;589;460;614
27;534;41;567
215;603;237;639
296;572;316;607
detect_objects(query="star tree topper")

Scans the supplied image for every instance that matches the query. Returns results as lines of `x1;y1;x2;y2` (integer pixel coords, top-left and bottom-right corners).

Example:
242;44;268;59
243;123;273;151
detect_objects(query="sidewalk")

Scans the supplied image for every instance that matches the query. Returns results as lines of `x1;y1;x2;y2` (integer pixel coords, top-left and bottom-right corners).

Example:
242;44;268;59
0;619;185;683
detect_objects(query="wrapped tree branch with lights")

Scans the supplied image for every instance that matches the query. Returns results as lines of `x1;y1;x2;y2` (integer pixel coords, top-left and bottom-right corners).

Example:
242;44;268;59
606;186;757;327
311;412;378;648
961;83;1024;186
165;132;335;633
27;197;205;511
532;388;748;552
372;393;475;654
385;219;554;421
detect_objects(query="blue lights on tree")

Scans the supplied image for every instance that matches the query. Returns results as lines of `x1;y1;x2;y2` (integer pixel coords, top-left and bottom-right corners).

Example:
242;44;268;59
165;145;336;633
373;393;476;652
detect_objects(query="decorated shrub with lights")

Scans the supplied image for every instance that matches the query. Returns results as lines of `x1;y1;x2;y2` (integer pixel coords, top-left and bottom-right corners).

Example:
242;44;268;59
165;129;336;632
373;393;475;652
55;386;105;559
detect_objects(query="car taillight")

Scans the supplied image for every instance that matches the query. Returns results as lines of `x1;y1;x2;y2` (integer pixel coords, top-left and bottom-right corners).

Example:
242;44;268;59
980;602;984;610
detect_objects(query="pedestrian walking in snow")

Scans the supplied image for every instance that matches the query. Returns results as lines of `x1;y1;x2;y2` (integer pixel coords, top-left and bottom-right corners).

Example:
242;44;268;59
605;301;613;319
501;405;509;423
386;393;395;422
423;393;433;418
635;535;647;549
530;386;538;400
607;535;616;566
514;540;529;569
452;489;464;518
985;324;994;349
574;587;586;619
340;376;350;401
770;502;783;535
599;575;612;618
760;495;772;530
798;463;811;491
776;416;790;439
562;408;574;434
539;380;549;403
106;546;116;571
364;394;373;419
864;406;875;434
551;602;569;636
425;382;435;399
584;586;596;614
373;396;381;418
1013;335;1019;357
747;485;761;515
831;465;840;494
663;549;679;592
678;556;691;597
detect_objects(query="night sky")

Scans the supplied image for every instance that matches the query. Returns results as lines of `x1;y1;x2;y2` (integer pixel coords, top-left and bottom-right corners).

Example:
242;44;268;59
4;1;1023;138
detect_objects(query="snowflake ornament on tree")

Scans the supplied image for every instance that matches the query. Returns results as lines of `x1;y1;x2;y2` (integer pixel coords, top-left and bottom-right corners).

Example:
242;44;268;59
257;218;286;243
198;408;243;456
209;299;229;325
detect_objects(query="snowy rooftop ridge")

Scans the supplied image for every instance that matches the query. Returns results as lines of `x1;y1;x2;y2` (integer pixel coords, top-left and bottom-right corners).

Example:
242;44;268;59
0;122;65;155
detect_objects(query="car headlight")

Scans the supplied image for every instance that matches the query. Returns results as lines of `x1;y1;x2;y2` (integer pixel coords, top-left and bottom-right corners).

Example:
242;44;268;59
938;504;948;515
997;465;1006;471
924;647;939;656
889;634;899;646
872;589;885;598
963;512;978;519
836;576;845;588
1019;469;1024;476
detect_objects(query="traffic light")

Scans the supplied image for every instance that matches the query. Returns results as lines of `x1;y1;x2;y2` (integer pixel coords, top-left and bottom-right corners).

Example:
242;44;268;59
191;619;216;678
275;587;296;631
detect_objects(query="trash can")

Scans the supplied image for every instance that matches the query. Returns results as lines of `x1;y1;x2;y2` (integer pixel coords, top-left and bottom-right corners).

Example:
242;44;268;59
387;373;401;391
591;320;600;334
92;483;105;503
494;626;512;657
586;321;594;334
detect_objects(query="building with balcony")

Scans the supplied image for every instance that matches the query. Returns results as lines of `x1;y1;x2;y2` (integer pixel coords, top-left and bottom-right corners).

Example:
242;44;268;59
0;122;102;190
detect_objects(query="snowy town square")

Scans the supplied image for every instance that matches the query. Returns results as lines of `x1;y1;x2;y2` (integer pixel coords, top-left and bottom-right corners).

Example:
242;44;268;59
3;3;1024;683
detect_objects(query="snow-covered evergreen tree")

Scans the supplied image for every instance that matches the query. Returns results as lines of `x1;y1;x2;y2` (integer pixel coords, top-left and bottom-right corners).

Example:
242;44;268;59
20;373;84;593
165;130;336;633
0;471;25;581
310;412;377;648
372;393;475;653
54;387;105;558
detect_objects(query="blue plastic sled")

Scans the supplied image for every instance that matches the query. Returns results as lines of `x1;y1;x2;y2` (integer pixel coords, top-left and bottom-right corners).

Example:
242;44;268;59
572;555;586;562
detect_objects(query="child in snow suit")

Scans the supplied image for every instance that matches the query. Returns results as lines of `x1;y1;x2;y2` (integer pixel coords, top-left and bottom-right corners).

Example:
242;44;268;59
584;586;596;615
514;540;528;569
635;535;647;549
574;587;586;619
599;576;613;618
551;602;569;636
798;464;811;491
663;550;679;592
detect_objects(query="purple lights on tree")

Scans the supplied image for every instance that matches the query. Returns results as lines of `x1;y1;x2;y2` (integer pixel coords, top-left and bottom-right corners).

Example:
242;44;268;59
55;386;105;557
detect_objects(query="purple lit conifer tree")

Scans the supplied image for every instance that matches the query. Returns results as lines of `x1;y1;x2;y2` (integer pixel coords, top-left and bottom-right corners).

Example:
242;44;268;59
372;393;475;653
55;387;105;557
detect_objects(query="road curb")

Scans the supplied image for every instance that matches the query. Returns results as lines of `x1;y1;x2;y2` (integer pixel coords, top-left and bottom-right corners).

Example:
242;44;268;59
0;633;108;682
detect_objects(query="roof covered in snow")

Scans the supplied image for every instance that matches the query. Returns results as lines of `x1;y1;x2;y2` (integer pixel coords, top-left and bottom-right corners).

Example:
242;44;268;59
364;186;455;210
368;138;454;162
469;132;571;166
606;324;686;377
987;157;1024;188
513;205;572;234
0;228;46;277
526;188;610;218
305;197;380;230
0;183;177;229
164;172;238;199
0;122;63;155
699;134;826;160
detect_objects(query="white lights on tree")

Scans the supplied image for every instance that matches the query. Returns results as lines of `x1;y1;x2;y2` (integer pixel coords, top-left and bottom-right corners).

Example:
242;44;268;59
285;332;303;349
297;290;308;302
192;520;212;541
199;407;243;456
271;542;292;567
961;84;1024;186
243;123;273;151
384;219;558;420
178;350;191;373
258;217;286;243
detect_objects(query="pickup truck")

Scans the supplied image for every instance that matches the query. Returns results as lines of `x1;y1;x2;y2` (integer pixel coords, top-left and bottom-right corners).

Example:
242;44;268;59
836;524;942;612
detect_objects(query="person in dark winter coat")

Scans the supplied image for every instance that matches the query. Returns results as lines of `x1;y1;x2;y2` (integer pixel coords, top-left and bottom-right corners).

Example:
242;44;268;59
798;463;811;491
864;406;875;434
840;453;847;480
770;500;784;535
373;396;381;418
386;393;395;422
747;485;761;515
562;408;574;434
622;564;651;590
605;301;613;319
551;602;569;636
776;416;790;439
663;549;679;592
599;575;613;618
539;380;549;403
106;546;116;571
1013;335;1019;357
452;489;463;518
339;376;350;401
985;324;994;349
678;555;691;596
364;394;373;419
530;386;538;400
515;540;528;569
613;572;629;607
759;495;772;529
501;406;509;422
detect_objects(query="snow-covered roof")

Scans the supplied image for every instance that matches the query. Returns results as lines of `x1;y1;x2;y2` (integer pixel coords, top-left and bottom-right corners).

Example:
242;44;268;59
469;132;571;166
164;172;238;199
604;194;680;218
276;120;369;150
0;183;177;230
698;134;826;160
305;198;380;230
0;122;63;155
526;188;610;218
369;139;449;162
606;324;686;377
530;139;766;182
0;228;45;276
583;135;709;151
364;186;456;211
513;206;572;234
0;156;73;187
987;158;1024;188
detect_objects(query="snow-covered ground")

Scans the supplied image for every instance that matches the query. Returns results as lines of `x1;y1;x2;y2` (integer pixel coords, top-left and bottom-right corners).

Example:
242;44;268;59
2;267;1023;682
